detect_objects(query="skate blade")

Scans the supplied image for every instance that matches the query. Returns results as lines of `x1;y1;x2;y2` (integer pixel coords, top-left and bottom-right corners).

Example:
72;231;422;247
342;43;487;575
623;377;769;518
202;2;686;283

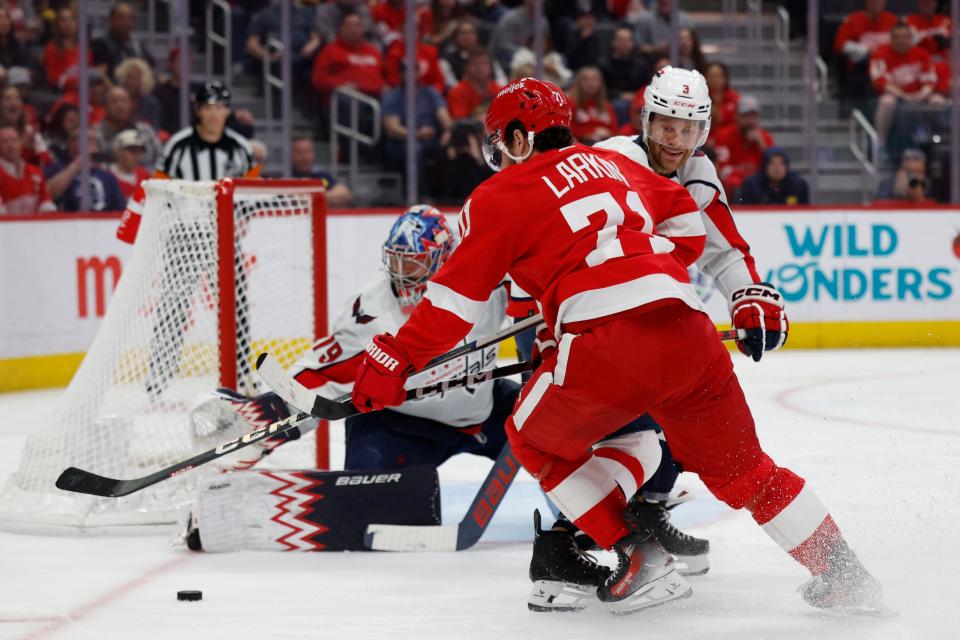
527;580;600;613
606;570;692;616
674;554;709;577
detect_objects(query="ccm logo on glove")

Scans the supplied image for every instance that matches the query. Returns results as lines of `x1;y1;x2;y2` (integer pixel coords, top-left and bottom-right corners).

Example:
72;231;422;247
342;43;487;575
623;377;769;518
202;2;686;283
365;342;401;372
731;286;782;303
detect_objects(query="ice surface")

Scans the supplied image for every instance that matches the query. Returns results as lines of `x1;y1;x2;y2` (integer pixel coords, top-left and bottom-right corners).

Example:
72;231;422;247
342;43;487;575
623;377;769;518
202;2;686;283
1;349;958;640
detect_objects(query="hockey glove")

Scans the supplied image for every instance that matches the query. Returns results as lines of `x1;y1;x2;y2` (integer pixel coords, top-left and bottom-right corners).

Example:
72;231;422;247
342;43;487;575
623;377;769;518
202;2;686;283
352;333;414;412
730;283;789;362
529;323;558;363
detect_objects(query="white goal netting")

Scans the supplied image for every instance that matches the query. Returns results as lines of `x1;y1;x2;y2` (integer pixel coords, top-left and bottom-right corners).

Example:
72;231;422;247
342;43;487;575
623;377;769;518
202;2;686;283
0;179;327;533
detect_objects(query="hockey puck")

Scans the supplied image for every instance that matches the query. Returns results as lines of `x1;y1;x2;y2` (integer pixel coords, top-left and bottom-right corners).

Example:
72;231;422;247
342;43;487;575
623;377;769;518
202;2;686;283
177;590;202;602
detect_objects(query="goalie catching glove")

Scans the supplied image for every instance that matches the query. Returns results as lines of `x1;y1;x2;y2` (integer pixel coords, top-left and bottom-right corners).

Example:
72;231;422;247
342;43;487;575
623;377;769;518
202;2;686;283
352;333;414;411
730;283;788;362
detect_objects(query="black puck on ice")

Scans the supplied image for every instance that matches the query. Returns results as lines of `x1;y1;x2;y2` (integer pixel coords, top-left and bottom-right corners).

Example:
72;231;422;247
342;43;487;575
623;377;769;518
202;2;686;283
177;590;202;602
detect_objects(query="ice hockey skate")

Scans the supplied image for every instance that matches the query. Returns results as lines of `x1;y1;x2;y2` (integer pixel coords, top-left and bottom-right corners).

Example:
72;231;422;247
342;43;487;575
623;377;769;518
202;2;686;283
798;540;892;616
596;515;692;615
527;510;610;612
628;495;710;576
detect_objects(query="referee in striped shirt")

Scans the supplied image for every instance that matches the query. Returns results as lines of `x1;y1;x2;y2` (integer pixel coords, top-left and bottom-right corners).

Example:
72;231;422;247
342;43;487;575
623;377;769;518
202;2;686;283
156;80;261;181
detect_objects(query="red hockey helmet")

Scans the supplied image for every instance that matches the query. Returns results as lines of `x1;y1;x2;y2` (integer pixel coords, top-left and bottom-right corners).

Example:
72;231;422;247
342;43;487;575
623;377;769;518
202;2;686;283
482;77;572;171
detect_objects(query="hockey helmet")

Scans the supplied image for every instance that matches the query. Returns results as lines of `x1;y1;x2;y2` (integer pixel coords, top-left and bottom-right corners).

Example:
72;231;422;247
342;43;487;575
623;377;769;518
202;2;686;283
383;205;455;310
195;80;231;108
482;77;572;171
641;66;711;151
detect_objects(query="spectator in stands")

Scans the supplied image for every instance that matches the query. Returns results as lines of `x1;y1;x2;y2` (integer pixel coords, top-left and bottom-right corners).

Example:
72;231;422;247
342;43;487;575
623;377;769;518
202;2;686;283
870;21;943;147
91;2;155;80
311;13;385;104
422;0;463;50
372;0;429;48
906;0;952;97
107;129;149;203
45;129;125;212
676;28;707;74
315;0;375;46
833;0;897;107
43;103;78;163
738;147;809;205
95;86;162;166
602;26;650;127
564;8;601;71
42;6;90;89
7;66;37;129
0;7;30;82
447;49;500;120
633;0;693;58
290;135;353;207
381;64;451;196
0;125;54;213
712;95;774;197
704;62;739;140
244;0;321;79
2;0;37;43
441;19;505;89
488;0;548;73
510;41;573;88
439;118;490;203
384;31;446;94
115;58;161;130
568;66;618;145
876;147;931;199
0;84;49;167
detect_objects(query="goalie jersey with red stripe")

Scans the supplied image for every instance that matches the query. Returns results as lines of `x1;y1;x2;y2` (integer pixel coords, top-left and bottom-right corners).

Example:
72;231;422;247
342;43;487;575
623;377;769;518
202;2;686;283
396;143;706;369
291;272;508;428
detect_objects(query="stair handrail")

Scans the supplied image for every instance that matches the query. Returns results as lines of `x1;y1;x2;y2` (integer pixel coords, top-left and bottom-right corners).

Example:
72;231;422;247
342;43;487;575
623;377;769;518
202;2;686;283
205;0;232;86
330;87;382;191
849;109;880;203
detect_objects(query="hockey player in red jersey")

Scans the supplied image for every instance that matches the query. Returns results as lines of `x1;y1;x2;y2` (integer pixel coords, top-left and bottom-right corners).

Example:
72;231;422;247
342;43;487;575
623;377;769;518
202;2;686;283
349;77;883;615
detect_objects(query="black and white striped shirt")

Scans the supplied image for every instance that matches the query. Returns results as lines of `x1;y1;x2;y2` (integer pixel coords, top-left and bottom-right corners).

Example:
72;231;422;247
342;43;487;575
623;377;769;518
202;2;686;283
156;126;259;181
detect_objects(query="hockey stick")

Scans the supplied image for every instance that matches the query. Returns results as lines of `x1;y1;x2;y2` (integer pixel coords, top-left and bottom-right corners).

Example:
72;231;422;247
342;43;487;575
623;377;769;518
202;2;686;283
256;328;746;423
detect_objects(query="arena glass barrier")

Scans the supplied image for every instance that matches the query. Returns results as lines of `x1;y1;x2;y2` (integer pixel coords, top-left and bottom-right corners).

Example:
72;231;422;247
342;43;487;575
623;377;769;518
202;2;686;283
1;206;959;393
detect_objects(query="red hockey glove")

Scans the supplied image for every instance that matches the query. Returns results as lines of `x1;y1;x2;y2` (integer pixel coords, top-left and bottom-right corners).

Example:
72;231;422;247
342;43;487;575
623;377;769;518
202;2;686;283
529;323;558;363
730;283;789;362
352;334;414;412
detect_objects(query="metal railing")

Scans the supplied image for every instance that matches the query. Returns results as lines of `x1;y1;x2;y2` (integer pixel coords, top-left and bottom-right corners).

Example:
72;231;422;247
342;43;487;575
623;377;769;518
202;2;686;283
330;87;382;192
850;109;880;203
773;6;790;123
205;0;232;86
814;55;828;103
263;37;285;137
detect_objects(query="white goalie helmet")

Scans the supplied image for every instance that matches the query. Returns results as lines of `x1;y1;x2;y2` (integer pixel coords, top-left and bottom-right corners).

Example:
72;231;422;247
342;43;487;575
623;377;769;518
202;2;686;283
641;66;712;151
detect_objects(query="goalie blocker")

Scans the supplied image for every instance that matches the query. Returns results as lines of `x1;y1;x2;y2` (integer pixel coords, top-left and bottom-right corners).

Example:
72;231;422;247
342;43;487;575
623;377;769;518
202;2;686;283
184;467;440;552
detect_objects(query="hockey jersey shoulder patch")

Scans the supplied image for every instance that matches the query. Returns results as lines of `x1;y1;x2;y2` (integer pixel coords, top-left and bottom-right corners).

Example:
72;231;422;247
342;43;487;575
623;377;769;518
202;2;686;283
352;296;376;325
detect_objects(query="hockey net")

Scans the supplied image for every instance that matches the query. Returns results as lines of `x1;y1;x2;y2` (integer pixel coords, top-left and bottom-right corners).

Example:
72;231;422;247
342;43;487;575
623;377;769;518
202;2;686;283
0;179;328;533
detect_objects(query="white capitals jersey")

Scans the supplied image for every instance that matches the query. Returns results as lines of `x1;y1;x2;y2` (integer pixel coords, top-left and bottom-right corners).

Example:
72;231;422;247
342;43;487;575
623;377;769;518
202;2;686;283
593;135;762;302
290;273;509;428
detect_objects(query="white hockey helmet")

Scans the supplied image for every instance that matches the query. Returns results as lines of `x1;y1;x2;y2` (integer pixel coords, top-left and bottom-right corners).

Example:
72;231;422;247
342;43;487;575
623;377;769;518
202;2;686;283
641;66;711;151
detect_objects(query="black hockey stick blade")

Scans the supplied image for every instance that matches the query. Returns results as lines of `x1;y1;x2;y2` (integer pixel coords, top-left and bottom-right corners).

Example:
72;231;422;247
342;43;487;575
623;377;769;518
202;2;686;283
363;443;520;551
55;412;312;498
255;352;535;422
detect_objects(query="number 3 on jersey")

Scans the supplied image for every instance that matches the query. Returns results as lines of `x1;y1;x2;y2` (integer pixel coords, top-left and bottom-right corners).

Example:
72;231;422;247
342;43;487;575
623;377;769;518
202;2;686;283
559;191;653;267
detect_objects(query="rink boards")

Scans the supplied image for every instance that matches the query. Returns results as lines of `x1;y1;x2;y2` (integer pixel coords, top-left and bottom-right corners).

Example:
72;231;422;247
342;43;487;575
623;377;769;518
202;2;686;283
1;206;958;391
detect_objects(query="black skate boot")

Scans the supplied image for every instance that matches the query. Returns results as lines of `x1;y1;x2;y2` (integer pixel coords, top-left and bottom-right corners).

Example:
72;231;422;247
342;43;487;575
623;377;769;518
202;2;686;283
596;513;692;615
527;510;611;612
628;497;710;576
799;539;890;615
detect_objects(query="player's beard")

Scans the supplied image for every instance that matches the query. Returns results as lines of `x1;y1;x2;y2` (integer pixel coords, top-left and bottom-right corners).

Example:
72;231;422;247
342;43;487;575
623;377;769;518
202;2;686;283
647;139;693;176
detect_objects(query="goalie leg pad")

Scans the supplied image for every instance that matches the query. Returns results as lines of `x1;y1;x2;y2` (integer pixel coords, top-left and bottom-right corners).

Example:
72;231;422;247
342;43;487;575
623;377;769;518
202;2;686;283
188;467;440;552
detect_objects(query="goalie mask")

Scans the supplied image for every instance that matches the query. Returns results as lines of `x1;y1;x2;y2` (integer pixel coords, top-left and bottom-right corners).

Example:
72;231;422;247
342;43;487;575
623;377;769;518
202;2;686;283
482;77;572;172
383;205;454;311
641;66;711;151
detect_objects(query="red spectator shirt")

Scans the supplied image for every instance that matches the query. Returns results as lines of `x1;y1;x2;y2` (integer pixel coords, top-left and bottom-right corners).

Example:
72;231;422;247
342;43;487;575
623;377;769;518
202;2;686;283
110;164;150;201
447;79;501;119
42;43;93;88
711;123;774;195
393;143;705;367
372;1;429;46
0;158;54;214
710;88;740;132
568;97;619;144
869;45;937;94
833;11;898;57
906;13;951;57
384;40;445;94
311;39;385;98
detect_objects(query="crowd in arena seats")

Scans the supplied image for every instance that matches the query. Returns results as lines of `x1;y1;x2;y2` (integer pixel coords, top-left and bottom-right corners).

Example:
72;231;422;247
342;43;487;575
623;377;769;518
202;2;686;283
831;0;953;202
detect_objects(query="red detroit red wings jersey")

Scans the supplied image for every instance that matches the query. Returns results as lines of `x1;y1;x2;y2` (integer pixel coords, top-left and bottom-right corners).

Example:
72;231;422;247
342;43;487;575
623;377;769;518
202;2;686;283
397;143;705;369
